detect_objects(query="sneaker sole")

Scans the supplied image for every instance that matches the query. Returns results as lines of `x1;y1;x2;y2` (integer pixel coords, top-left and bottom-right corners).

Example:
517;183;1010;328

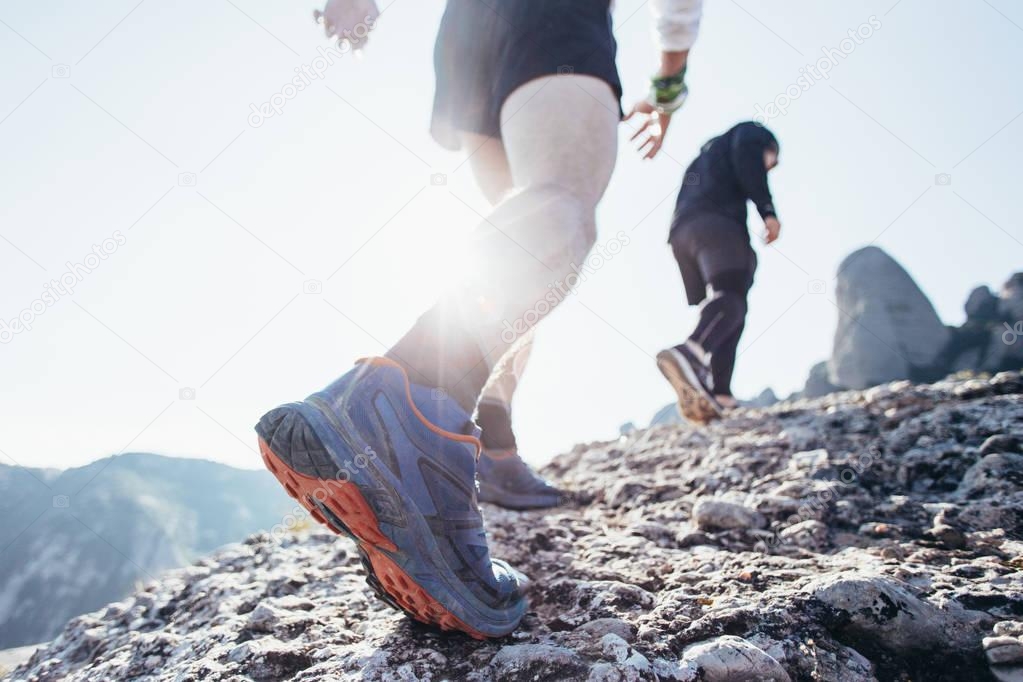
656;349;722;424
256;405;522;639
258;437;487;638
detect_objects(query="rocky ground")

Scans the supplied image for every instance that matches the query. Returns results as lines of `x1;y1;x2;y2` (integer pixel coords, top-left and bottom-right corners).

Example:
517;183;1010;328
8;372;1023;682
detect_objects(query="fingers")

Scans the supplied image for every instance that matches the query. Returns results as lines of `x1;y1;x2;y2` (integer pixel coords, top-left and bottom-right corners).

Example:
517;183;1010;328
639;114;670;159
643;137;662;159
630;117;654;142
633;132;662;159
314;8;338;38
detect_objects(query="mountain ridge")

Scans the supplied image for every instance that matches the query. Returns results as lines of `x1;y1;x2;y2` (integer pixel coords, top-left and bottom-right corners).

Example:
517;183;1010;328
0;452;293;650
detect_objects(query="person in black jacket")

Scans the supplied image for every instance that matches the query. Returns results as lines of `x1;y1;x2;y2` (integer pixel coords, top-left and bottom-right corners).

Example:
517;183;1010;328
656;122;781;423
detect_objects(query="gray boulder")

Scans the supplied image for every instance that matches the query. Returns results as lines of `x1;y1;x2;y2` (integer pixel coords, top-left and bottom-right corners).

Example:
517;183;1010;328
746;388;779;408
650;402;682;427
809;575;988;654
1000;273;1023;322
692;499;764;531
801;360;843;399
966;285;1000;321
829;247;950;389
679;636;791;682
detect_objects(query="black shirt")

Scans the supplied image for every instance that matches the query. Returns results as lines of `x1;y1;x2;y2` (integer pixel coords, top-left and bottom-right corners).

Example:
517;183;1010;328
669;122;778;240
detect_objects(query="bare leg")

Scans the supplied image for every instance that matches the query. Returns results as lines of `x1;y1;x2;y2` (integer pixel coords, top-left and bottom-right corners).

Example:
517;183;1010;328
459;132;535;449
461;133;514;206
477;329;535;448
387;75;619;411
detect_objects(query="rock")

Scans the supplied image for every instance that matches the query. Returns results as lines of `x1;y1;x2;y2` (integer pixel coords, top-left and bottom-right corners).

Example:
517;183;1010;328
692;499;764;531
680;635;791;682
746;388;779;408
788;448;830;472
600;633;630;663
10;372;1023;682
489;644;587;681
966;285;1000;321
627;521;676;547
996;622;1023;637
829;247;950;389
928;523;967;550
246;603;281;633
588;661;623;682
779;519;829;550
575;618;636;642
781;425;820;452
809;575;986;653
985;636;1023;664
650;402;682;426
800;360;843;399
1000;273;1023;322
606;479;648;509
651;657;698;681
228;637;313;679
958;453;1023;499
623;650;652;677
980;435;1023;457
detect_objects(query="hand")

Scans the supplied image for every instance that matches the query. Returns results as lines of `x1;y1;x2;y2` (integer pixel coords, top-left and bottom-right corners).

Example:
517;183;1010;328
625;100;672;160
763;216;781;244
314;0;379;44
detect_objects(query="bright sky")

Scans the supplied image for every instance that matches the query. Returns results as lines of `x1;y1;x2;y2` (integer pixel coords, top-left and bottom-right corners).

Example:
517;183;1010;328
2;0;1022;472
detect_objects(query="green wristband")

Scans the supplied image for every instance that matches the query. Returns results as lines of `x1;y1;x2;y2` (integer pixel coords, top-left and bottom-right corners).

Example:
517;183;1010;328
649;67;688;114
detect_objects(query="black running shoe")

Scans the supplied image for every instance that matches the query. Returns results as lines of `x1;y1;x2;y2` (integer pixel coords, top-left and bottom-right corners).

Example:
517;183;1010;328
656;344;722;423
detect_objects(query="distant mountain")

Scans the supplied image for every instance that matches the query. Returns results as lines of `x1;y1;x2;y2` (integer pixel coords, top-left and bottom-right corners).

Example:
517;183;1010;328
0;453;293;649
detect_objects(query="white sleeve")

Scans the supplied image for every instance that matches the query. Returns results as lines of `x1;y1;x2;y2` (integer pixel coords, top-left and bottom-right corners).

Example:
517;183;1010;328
650;0;704;52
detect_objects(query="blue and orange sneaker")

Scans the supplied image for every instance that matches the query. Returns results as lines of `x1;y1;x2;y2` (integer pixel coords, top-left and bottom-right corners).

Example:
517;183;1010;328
255;357;528;639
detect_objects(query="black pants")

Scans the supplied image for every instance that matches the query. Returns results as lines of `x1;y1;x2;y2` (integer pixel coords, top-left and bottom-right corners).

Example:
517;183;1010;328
670;215;757;396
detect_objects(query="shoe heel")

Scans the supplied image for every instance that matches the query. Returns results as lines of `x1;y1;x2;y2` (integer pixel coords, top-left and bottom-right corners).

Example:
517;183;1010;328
256;405;397;551
256;404;335;479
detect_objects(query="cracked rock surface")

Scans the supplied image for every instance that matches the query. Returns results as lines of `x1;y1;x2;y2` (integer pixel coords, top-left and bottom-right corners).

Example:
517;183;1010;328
10;372;1023;681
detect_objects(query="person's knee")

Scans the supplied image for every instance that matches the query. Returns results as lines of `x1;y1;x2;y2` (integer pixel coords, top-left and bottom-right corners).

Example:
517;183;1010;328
514;182;596;264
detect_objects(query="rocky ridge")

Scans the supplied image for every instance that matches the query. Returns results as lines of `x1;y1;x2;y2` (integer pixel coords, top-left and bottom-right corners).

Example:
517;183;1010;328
9;372;1023;682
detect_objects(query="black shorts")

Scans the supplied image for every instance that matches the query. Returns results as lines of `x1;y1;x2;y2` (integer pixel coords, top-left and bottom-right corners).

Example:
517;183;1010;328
431;0;623;151
670;213;758;306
